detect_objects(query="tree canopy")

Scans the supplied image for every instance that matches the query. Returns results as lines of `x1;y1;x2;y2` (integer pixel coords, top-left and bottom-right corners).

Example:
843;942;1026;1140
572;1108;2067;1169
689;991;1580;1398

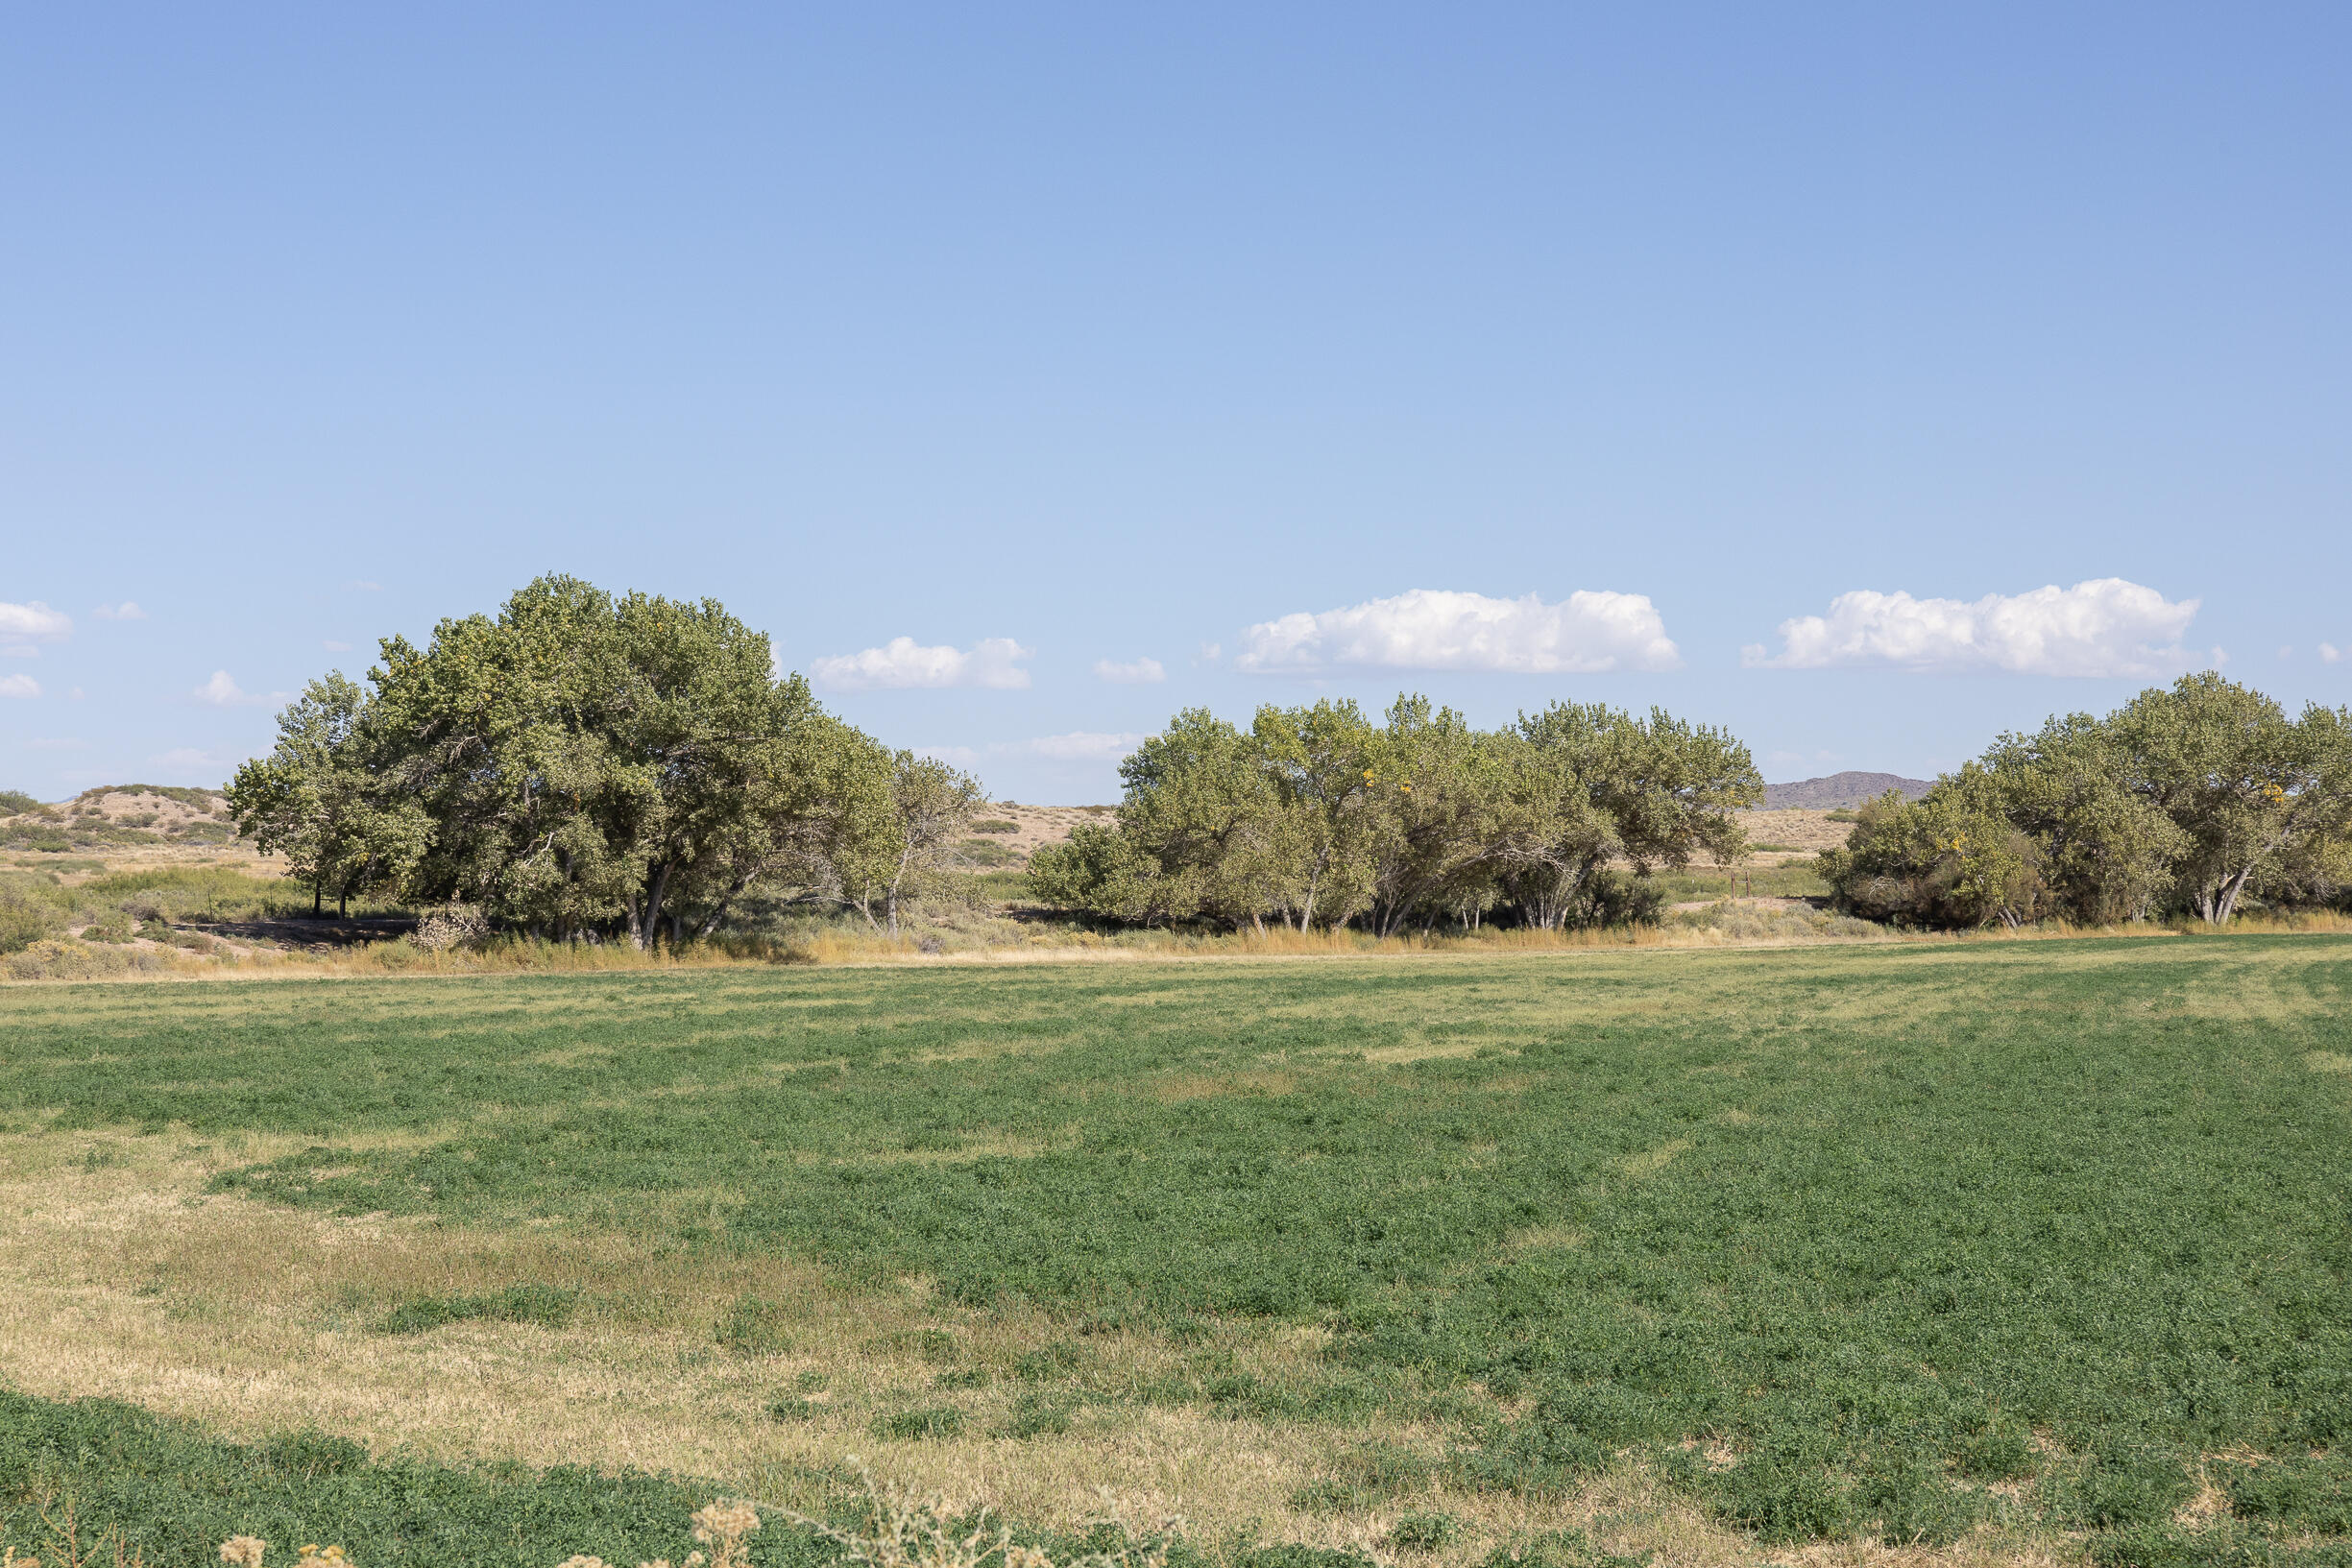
1031;695;1762;933
228;576;979;945
1819;673;2352;928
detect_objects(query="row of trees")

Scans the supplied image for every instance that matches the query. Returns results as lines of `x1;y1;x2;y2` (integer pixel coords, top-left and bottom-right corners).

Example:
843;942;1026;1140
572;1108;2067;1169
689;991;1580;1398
227;577;983;945
1031;696;1763;934
1820;673;2352;929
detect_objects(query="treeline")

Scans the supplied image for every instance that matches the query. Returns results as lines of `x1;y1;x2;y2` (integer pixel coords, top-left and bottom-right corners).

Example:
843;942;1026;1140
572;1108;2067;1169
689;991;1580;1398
227;577;982;945
1820;673;2352;929
1031;697;1763;934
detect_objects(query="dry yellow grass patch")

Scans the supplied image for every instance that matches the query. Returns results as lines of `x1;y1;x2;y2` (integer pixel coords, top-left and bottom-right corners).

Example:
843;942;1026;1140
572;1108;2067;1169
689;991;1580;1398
2305;1050;2352;1075
1620;1139;1695;1177
1361;1039;1490;1064
1501;1223;1587;1254
1150;1071;1298;1101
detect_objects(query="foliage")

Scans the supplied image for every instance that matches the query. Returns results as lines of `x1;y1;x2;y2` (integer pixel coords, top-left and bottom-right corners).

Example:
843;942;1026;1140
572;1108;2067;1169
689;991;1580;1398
1031;697;1759;933
9;940;2351;1551
1821;674;2352;927
0;790;38;816
228;674;429;917
0;887;67;955
225;576;961;948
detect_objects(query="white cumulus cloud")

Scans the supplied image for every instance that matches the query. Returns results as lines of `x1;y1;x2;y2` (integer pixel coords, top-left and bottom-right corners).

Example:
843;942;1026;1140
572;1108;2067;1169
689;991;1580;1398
92;601;146;620
192;670;290;707
811;637;1032;691
1235;589;1682;675
1745;579;2208;677
0;674;39;699
1;600;72;657
2323;642;2343;664
1016;731;1147;763
1093;656;1165;684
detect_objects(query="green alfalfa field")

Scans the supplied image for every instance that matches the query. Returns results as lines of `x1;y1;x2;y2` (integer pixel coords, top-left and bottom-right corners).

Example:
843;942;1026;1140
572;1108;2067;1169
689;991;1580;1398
0;936;2345;1568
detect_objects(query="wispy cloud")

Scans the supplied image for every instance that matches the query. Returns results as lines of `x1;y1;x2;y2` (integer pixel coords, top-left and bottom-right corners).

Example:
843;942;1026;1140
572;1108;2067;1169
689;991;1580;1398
323;639;353;653
92;601;146;621
1012;731;1147;763
1745;579;2209;677
2323;642;2343;665
27;737;87;751
1092;656;1165;685
0;674;39;699
1;600;72;658
191;670;290;707
150;747;239;781
812;637;1032;691
1236;590;1682;675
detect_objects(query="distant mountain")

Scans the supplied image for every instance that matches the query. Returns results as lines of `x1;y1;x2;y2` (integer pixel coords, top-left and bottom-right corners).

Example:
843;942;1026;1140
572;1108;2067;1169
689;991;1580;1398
1762;772;1932;810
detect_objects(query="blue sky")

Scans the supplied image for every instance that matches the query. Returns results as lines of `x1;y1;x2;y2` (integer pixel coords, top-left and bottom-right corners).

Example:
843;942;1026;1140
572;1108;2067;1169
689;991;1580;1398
4;4;2347;803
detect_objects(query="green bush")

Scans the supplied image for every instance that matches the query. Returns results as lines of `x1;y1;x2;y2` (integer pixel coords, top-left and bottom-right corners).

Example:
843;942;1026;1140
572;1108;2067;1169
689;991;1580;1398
0;789;38;816
972;819;1019;833
0;887;66;954
957;838;1019;868
83;910;136;943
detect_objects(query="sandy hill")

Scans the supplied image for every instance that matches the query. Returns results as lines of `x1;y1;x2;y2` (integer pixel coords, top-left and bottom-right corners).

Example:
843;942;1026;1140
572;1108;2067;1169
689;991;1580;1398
1762;772;1931;810
1;784;250;864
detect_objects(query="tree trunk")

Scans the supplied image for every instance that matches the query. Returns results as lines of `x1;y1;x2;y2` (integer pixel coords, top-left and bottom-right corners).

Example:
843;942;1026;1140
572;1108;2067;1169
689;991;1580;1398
313;877;323;917
2214;864;2255;924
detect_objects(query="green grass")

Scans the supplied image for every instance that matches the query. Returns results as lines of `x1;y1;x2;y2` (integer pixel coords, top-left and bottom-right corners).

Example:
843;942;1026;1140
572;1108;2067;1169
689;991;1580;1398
2;939;2349;1550
0;1388;782;1568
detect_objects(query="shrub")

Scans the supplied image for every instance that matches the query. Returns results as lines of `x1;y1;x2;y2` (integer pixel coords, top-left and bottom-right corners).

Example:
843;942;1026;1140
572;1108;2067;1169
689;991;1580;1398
0;888;66;954
83;910;136;944
3;937;167;980
0;789;37;816
412;903;491;953
972;819;1019;833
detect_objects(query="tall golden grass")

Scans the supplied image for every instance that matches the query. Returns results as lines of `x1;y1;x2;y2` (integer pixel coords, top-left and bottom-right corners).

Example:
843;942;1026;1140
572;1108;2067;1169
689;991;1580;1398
6;905;2349;987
